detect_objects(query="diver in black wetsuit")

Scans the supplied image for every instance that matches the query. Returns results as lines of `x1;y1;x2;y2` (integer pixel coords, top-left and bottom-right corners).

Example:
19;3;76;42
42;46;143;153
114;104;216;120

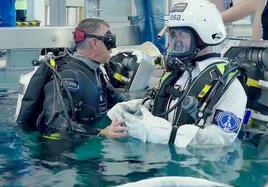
40;18;128;139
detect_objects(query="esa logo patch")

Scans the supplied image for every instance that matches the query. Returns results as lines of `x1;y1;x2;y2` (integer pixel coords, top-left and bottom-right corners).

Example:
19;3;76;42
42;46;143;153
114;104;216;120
213;110;240;133
63;78;79;91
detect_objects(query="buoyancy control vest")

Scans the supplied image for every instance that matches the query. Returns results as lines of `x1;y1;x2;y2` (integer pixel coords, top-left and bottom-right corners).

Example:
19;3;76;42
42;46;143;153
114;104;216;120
151;69;184;117
52;57;109;124
173;62;227;127
152;61;230;127
15;54;118;131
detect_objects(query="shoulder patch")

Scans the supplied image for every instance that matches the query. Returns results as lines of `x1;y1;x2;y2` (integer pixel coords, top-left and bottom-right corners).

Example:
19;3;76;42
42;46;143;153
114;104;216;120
213;109;240;133
63;78;79;91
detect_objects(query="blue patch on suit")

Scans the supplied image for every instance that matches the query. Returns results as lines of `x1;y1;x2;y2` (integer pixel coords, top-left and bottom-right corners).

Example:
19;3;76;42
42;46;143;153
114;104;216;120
63;78;79;91
213;109;240;133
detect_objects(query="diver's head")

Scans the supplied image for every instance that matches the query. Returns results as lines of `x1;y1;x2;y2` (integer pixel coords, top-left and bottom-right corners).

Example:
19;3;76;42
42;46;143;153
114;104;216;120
73;18;116;64
167;27;198;60
160;0;226;70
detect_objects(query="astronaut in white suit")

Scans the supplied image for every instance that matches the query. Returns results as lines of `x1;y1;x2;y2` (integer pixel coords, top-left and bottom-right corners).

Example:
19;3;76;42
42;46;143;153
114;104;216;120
108;0;247;148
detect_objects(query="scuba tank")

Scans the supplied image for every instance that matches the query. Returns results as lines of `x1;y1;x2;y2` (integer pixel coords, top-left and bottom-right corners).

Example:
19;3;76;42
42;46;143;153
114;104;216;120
108;51;136;88
14;66;39;120
15;55;54;130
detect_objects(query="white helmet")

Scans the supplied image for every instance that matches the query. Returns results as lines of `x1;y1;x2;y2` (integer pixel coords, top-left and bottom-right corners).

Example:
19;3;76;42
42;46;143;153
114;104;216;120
165;0;226;46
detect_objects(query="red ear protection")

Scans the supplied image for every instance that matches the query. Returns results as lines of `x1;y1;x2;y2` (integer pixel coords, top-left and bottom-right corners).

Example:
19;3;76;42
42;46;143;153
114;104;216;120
73;28;117;50
73;29;86;43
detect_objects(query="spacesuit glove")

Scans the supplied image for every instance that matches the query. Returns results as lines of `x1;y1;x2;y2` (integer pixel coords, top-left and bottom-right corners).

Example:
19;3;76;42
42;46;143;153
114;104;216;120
123;106;172;144
138;107;172;144
107;99;143;120
123;111;147;142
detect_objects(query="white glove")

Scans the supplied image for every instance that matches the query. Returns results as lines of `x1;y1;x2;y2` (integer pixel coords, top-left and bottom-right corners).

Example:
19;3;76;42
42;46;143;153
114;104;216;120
124;106;200;148
123;111;147;142
109;100;200;148
107;99;143;120
123;106;172;144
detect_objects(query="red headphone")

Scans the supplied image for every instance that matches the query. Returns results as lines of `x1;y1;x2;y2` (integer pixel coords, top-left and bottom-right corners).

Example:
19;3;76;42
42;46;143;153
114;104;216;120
73;28;116;50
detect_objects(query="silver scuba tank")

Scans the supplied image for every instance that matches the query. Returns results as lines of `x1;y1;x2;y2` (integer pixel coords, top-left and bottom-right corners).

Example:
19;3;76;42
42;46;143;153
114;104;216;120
14;66;39;120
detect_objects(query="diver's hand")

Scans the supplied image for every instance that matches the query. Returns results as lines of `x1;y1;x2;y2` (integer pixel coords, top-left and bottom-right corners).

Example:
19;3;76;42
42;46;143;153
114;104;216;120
100;119;128;138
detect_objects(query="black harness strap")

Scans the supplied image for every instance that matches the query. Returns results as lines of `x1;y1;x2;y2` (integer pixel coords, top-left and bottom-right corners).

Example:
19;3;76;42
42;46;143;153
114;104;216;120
173;62;225;127
152;70;183;117
168;126;178;144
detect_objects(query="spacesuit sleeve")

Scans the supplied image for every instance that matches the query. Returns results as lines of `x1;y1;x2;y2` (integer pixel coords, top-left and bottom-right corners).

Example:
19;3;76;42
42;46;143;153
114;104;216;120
188;79;247;146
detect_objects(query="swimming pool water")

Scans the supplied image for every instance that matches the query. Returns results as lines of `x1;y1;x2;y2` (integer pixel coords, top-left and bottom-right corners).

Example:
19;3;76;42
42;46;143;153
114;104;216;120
0;87;267;187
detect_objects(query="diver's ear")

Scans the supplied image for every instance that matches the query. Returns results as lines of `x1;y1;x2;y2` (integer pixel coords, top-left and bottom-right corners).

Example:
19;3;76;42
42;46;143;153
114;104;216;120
88;38;97;50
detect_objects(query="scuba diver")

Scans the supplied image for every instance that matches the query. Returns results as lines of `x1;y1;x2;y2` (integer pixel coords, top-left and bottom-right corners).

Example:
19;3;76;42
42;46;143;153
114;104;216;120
108;0;248;148
16;18;129;139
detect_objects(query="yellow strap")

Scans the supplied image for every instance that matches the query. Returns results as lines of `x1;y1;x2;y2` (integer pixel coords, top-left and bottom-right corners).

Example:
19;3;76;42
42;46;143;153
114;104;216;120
50;59;56;68
246;78;260;88
43;133;61;140
198;84;212;98
160;72;171;83
113;73;123;82
216;63;237;77
216;63;225;75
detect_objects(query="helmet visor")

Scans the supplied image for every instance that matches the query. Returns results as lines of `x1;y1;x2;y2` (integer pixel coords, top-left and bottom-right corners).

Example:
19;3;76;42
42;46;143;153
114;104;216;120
168;28;194;57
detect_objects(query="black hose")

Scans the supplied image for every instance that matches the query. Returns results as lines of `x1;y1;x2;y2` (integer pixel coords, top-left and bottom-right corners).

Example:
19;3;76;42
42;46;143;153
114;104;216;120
44;60;76;120
156;67;193;117
43;56;89;135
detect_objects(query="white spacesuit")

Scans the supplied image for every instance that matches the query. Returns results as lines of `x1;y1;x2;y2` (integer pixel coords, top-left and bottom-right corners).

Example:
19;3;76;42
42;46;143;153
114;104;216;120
108;0;247;148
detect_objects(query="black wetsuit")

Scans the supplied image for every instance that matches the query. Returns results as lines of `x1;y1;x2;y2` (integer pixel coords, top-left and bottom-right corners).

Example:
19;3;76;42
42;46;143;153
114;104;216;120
41;54;123;135
262;1;268;40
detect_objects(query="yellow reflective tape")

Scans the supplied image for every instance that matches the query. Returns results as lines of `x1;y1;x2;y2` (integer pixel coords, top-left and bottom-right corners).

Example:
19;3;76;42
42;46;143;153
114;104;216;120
31;22;38;26
160;72;171;82
113;73;123;81
50;59;56;68
216;63;237;78
16;21;40;27
113;73;129;83
246;78;260;88
43;133;61;140
216;63;225;75
198;84;211;98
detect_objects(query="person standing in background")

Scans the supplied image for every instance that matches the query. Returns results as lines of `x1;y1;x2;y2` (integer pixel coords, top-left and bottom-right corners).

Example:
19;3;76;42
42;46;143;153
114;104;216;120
221;0;265;40
261;0;268;39
0;0;16;27
134;0;166;54
209;0;233;12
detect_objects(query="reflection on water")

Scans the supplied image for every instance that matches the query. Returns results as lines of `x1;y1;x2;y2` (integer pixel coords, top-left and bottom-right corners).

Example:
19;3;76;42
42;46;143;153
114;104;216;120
0;88;267;187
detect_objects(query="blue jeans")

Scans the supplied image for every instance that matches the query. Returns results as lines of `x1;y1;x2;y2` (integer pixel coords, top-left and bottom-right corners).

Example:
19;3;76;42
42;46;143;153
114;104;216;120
134;0;166;54
0;0;16;27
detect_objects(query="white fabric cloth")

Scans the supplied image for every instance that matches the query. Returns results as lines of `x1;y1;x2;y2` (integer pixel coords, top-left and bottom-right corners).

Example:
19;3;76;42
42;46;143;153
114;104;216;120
117;176;232;187
108;100;199;148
